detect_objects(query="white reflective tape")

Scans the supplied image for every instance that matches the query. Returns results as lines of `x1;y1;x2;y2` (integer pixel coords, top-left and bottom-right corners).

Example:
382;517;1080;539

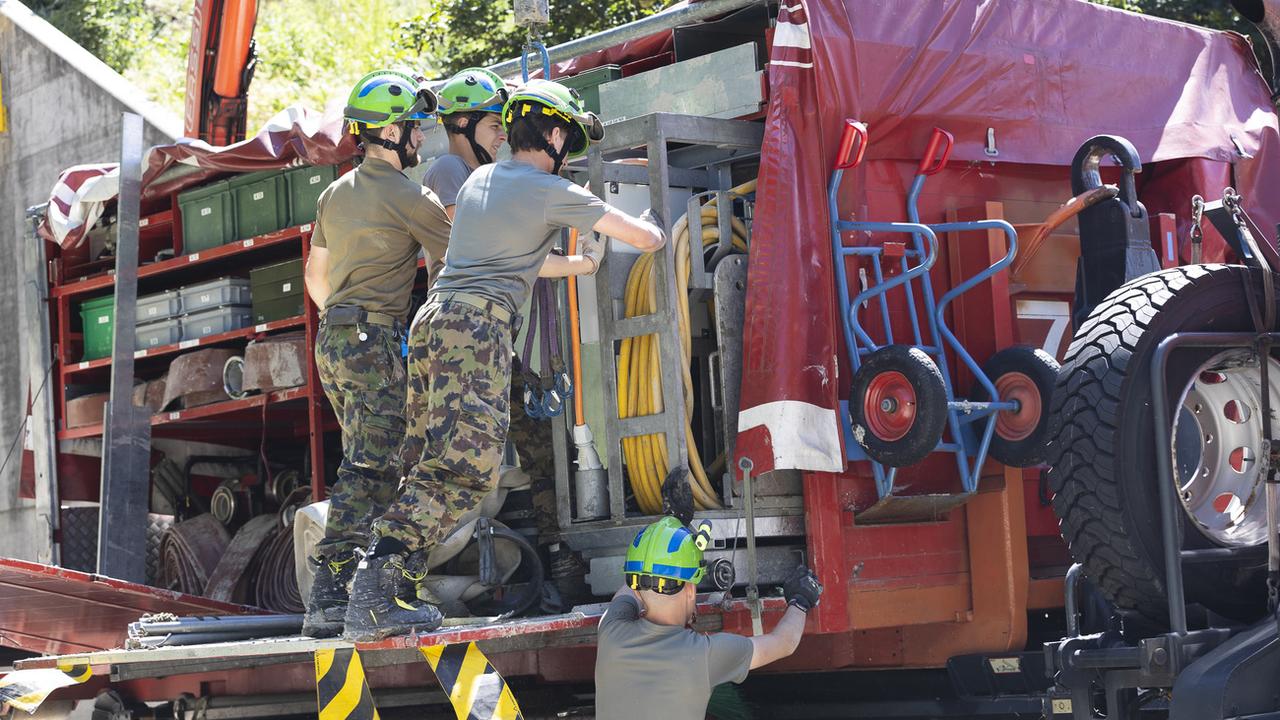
770;59;814;69
188;253;199;262
169;412;180;420
1165;230;1175;262
773;20;811;49
255;323;268;332
243;239;255;248
282;282;292;293
737;400;844;471
179;339;199;349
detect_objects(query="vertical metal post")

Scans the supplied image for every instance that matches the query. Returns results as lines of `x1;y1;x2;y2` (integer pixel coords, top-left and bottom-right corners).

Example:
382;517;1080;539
98;113;152;582
739;456;762;636
22;206;59;566
587;146;628;522
647;128;690;475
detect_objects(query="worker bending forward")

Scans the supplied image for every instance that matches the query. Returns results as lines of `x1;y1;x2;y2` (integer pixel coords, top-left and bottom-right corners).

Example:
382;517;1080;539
301;70;450;639
342;79;665;640
595;517;824;719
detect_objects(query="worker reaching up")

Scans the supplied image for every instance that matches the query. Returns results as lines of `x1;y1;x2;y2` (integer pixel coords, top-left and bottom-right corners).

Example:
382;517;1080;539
300;69;451;639
423;67;575;611
342;79;666;641
594;517;823;719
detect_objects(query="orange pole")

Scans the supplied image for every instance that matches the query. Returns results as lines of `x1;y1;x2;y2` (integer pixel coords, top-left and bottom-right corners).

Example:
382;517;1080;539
567;229;586;423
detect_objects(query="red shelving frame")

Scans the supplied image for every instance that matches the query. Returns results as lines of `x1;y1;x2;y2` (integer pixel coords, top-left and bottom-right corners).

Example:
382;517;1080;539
50;218;332;502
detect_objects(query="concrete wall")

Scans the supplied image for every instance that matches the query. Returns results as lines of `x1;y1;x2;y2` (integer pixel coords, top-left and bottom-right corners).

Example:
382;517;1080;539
0;0;178;561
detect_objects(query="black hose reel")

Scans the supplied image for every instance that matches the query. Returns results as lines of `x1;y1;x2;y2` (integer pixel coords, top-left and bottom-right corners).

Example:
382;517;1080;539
1069;135;1162;330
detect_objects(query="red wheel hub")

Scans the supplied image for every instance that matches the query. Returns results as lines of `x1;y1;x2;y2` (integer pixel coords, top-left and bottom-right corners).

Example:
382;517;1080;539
864;371;917;442
994;371;1041;441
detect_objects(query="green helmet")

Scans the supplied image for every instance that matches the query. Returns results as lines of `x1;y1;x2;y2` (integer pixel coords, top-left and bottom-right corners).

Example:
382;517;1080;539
501;79;605;160
344;69;438;133
624;516;712;594
438;68;509;115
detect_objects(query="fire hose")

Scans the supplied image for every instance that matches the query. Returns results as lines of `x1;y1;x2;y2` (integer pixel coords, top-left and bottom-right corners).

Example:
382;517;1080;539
252;488;312;613
158;513;231;595
618;179;756;513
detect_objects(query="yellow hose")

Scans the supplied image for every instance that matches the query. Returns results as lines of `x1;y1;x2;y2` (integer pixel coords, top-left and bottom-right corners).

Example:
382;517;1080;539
617;180;757;514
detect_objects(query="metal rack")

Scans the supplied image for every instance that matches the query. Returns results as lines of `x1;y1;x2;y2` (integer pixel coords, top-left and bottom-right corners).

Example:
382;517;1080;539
27;168;335;582
551;112;767;536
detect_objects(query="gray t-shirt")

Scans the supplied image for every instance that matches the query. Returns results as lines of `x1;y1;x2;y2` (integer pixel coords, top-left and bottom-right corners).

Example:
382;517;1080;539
595;595;754;720
433;160;608;314
422;153;472;207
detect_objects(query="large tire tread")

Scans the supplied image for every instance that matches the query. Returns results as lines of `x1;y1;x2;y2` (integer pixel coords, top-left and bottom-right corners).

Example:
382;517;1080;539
1047;264;1232;621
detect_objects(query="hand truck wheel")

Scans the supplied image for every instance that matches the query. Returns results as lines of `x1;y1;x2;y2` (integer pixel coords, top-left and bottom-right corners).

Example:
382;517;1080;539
971;345;1060;467
848;345;948;467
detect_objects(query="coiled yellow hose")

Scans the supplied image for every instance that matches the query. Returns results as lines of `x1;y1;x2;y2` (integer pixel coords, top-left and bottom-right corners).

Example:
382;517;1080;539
617;179;757;514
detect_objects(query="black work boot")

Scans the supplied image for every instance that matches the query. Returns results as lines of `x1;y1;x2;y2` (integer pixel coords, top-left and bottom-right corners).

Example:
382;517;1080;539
302;552;356;638
342;539;443;642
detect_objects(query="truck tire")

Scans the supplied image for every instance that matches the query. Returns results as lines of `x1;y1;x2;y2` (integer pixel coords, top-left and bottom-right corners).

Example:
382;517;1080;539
1047;265;1271;623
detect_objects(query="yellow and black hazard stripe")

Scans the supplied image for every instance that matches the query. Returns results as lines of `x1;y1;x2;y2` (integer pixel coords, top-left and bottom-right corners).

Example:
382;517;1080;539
0;662;92;713
420;643;522;720
314;648;379;720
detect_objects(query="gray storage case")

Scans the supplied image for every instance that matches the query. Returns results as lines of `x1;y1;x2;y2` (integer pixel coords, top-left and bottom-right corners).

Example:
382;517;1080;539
136;289;182;323
135;317;182;350
181;277;252;315
181;305;253;341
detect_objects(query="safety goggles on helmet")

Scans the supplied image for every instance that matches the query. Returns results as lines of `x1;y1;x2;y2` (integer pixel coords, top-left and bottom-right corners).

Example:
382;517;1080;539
623;517;712;595
344;70;439;132
438;68;511;116
502;79;605;159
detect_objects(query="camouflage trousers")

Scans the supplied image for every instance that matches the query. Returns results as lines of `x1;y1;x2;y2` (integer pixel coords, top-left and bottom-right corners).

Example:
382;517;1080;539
314;321;406;560
374;298;512;552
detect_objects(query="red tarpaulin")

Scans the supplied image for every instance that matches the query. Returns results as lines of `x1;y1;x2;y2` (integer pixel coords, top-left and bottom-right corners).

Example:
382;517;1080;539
735;0;1280;473
43;105;356;249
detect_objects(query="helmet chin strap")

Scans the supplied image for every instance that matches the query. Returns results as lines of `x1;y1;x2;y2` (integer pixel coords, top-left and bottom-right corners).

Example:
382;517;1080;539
367;122;419;169
530;130;573;175
460;116;494;166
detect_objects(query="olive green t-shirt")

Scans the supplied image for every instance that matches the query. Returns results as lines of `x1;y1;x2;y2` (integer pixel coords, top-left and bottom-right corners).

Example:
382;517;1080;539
310;157;451;323
594;594;754;720
431;159;608;315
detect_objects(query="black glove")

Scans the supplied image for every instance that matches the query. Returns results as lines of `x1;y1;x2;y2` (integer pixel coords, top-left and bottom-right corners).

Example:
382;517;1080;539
783;565;823;613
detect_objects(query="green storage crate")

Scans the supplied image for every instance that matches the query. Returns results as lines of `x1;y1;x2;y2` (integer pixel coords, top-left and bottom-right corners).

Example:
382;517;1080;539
79;295;115;360
285;165;338;226
177;180;235;253
559;64;621;114
253;296;305;324
250;259;304;322
229;170;289;240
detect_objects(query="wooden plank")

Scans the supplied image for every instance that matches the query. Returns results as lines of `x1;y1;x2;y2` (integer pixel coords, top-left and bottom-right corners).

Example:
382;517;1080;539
598;42;763;124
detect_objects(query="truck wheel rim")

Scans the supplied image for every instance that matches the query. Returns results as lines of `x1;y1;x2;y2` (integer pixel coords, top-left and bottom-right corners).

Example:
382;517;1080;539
994;371;1040;442
1172;350;1277;547
865;371;916;442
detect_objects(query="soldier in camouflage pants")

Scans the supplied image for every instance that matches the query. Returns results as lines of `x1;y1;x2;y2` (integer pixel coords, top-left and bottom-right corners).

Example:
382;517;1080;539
373;296;511;551
314;321;406;558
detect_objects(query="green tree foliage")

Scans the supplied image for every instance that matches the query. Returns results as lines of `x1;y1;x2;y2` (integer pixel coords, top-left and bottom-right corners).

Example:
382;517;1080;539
27;0;154;71
397;0;666;74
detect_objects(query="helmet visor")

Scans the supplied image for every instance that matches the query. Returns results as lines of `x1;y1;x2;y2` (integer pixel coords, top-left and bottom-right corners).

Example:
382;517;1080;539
401;84;439;120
